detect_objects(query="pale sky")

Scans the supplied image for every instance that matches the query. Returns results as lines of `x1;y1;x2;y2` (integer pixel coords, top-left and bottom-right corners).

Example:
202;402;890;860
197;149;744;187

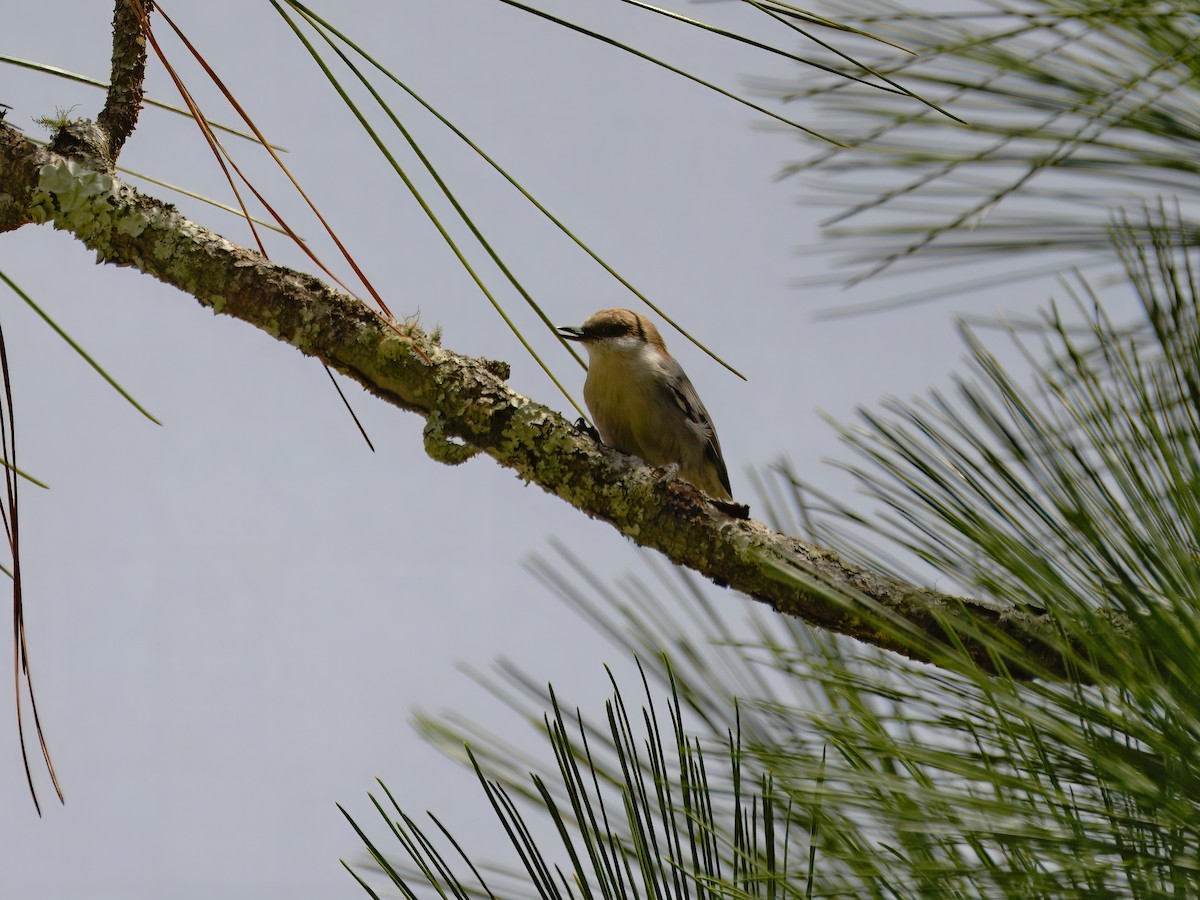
2;2;1055;897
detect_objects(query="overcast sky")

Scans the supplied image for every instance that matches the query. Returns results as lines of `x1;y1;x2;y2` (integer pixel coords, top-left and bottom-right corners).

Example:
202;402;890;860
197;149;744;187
2;2;1060;897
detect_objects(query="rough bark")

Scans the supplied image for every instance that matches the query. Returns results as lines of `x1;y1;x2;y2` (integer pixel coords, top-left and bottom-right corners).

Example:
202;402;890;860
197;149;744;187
94;0;153;163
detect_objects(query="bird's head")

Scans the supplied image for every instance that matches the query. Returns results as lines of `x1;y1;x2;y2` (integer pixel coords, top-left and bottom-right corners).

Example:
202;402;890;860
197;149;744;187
558;308;667;358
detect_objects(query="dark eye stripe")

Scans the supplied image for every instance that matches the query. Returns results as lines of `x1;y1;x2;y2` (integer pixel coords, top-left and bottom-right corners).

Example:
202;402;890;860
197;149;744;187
584;322;630;339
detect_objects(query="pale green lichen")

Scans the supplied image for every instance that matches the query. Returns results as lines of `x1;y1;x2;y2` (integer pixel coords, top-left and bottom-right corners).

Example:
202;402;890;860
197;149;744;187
117;209;150;237
499;407;565;460
378;334;408;361
31;158;150;247
152;226;179;261
423;411;482;465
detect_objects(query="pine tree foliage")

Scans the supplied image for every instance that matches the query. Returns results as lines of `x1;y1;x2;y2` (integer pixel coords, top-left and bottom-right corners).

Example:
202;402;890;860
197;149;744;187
344;216;1200;896
775;0;1200;292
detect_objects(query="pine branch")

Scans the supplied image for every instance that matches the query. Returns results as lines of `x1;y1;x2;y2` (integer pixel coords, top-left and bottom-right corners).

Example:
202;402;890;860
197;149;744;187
96;0;153;163
0;121;1117;681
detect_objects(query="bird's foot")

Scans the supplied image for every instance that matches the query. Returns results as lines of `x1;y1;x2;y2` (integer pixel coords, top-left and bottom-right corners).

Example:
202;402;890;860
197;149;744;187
572;417;602;443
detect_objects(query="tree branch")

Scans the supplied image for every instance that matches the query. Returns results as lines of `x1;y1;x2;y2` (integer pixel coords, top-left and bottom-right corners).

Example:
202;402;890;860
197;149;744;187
96;0;153;163
0;123;1099;680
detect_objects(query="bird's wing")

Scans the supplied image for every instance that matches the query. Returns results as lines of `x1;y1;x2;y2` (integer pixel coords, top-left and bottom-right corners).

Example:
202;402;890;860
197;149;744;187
670;377;733;498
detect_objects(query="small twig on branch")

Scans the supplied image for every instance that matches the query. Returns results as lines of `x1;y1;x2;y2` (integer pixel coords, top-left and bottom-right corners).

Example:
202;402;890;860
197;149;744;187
96;0;154;163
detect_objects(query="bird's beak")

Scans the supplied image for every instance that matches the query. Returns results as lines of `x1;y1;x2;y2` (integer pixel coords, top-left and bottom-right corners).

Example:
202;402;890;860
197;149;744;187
558;325;586;342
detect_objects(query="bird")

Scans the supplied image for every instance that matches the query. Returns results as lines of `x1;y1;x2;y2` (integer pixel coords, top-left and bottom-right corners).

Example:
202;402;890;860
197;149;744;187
558;308;733;501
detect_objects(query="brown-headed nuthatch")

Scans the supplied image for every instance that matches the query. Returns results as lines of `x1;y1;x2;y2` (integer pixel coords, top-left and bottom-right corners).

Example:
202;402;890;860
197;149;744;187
558;308;733;502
